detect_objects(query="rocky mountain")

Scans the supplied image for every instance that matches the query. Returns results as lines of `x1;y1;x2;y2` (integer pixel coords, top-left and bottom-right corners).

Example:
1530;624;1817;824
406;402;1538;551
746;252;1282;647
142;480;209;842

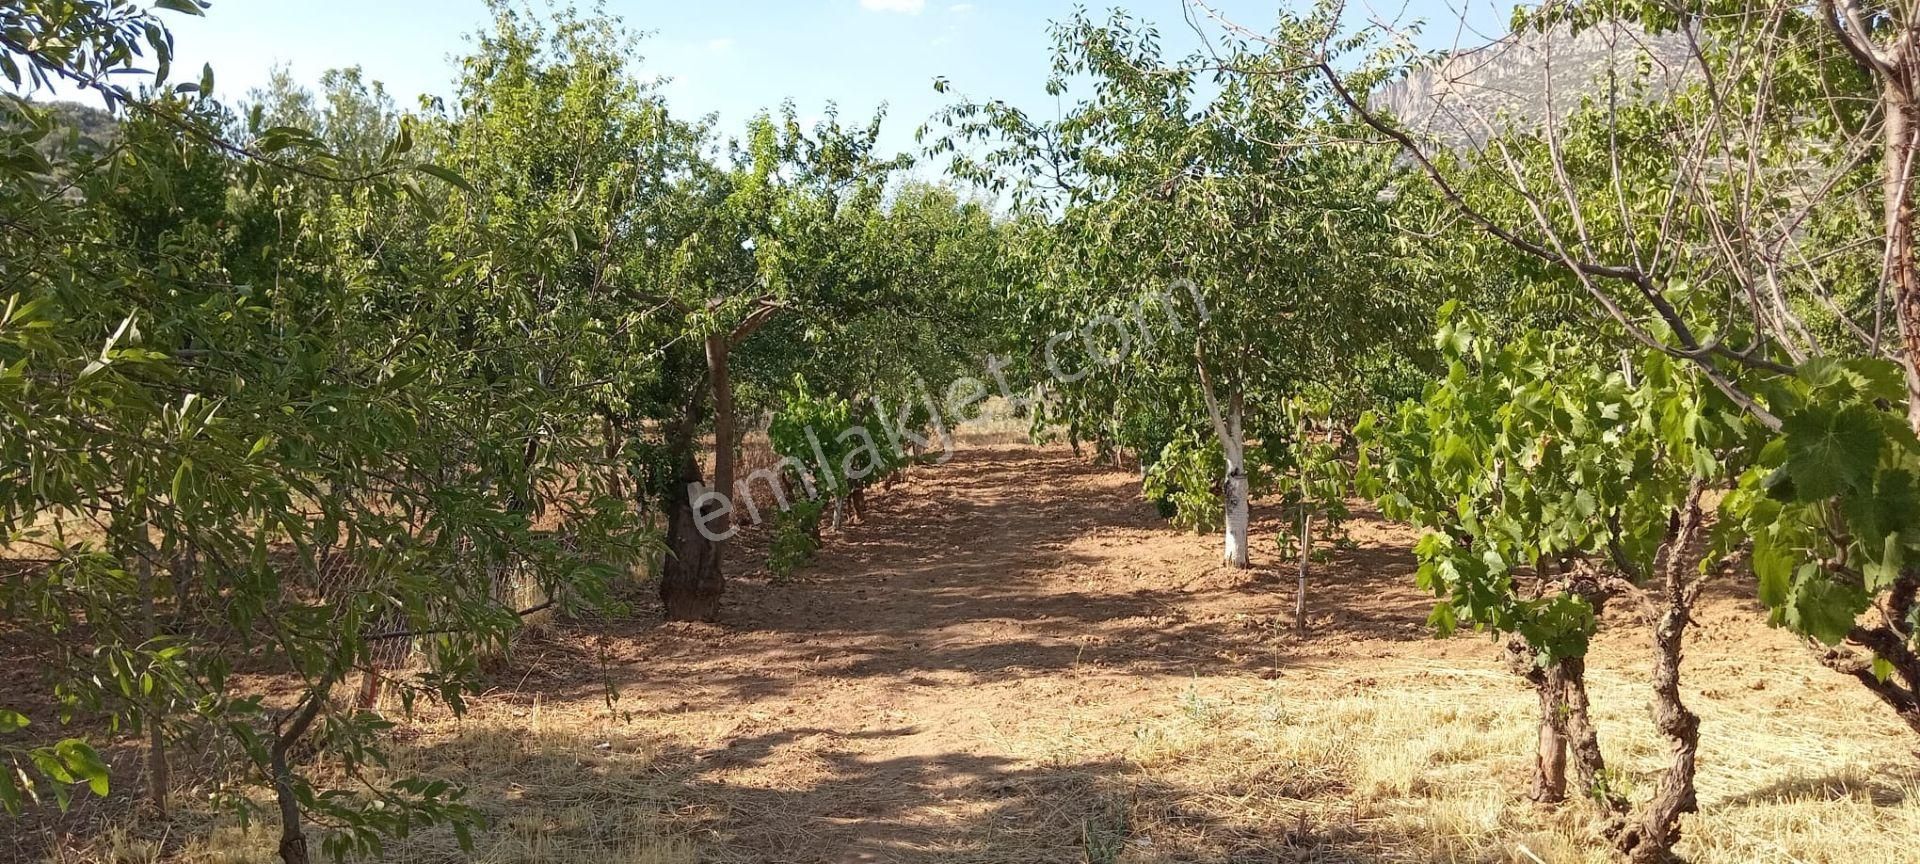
1371;23;1695;147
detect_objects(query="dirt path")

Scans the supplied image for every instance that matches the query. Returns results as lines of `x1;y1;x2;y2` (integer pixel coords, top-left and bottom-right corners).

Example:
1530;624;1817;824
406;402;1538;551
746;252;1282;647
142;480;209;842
459;446;1461;862
378;445;1914;864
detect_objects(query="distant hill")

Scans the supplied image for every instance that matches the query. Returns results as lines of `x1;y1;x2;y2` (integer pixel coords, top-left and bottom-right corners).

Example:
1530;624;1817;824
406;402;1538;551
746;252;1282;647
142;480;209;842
38;100;119;162
41;100;118;143
3;99;119;164
1371;23;1694;148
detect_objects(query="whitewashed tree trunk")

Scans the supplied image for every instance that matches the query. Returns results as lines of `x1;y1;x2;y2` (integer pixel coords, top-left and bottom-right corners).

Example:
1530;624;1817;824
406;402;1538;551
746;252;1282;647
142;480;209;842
1221;419;1250;568
1197;355;1252;569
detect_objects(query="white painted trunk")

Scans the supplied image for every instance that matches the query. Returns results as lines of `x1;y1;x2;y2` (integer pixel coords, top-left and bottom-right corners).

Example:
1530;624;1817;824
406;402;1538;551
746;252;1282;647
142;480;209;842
1221;413;1250;569
1196;360;1251;571
1223;471;1250;567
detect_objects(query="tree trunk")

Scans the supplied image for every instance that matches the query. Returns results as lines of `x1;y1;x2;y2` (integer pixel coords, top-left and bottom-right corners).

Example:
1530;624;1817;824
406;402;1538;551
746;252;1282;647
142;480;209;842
1222;475;1249;566
171;543;196;622
1520;656;1566;806
659;447;723;622
354;668;383;712
1562;657;1624;812
1527;659;1569;804
1294;509;1312;638
1809;87;1920;732
135;529;168;816
270;689;327;864
1509;636;1617;809
1220;398;1250;569
273;744;309;864
1617;485;1707;862
604;416;627;502
704;334;737;538
1618;600;1701;862
1819;646;1920;734
1819;593;1920;735
1195;355;1250;569
1879;60;1920;430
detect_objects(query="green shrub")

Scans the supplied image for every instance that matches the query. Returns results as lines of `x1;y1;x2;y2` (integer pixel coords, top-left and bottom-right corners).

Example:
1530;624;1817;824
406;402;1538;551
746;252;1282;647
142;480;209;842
769;500;826;579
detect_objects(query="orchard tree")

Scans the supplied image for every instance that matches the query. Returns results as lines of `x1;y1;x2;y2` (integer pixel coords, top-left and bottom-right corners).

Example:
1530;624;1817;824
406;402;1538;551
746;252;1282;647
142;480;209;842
651;110;1005;619
1191;0;1920;855
410;4;927;626
2;3;650;861
1269;393;1357;638
931;9;1426;568
1196;0;1920;742
637;107;909;619
738;180;1006;483
422;0;681;617
1360;305;1752;858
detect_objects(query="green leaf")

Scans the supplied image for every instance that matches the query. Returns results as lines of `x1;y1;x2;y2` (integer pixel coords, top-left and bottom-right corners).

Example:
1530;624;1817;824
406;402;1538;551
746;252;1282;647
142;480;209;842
1781;404;1882;499
29;750;72;785
0;710;28;733
1796;356;1849;393
1756;436;1788;469
170;459;191;508
1863;533;1905;592
1752;530;1794;608
1845;358;1909;404
1786;569;1869;646
154;0;207;15
414;164;476;194
56;741;108;797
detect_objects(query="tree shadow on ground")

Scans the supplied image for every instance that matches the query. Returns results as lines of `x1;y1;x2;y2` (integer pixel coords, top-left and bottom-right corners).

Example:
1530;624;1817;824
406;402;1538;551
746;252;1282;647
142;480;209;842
502;447;1435;710
1717;769;1915;808
375;721;1504;864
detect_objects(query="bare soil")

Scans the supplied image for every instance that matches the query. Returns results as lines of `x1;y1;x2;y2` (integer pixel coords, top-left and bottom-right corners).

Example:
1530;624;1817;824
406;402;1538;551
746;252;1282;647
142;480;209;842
20;444;1920;863
588;444;1454;859
420;445;1909;863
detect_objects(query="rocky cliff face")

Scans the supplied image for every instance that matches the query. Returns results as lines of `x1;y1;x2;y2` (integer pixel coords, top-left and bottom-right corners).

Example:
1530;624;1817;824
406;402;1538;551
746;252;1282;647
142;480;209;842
1371;23;1694;147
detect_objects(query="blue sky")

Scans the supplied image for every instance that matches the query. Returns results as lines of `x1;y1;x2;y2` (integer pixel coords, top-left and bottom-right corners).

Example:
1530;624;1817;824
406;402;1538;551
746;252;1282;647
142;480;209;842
118;0;1512;158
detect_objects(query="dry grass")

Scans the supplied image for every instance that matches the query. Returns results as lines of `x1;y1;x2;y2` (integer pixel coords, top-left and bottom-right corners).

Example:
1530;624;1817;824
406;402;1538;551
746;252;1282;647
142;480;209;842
30;447;1920;864
62;700;702;864
1096;661;1920;864
104;662;1915;864
950;397;1061;449
63;669;1920;864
